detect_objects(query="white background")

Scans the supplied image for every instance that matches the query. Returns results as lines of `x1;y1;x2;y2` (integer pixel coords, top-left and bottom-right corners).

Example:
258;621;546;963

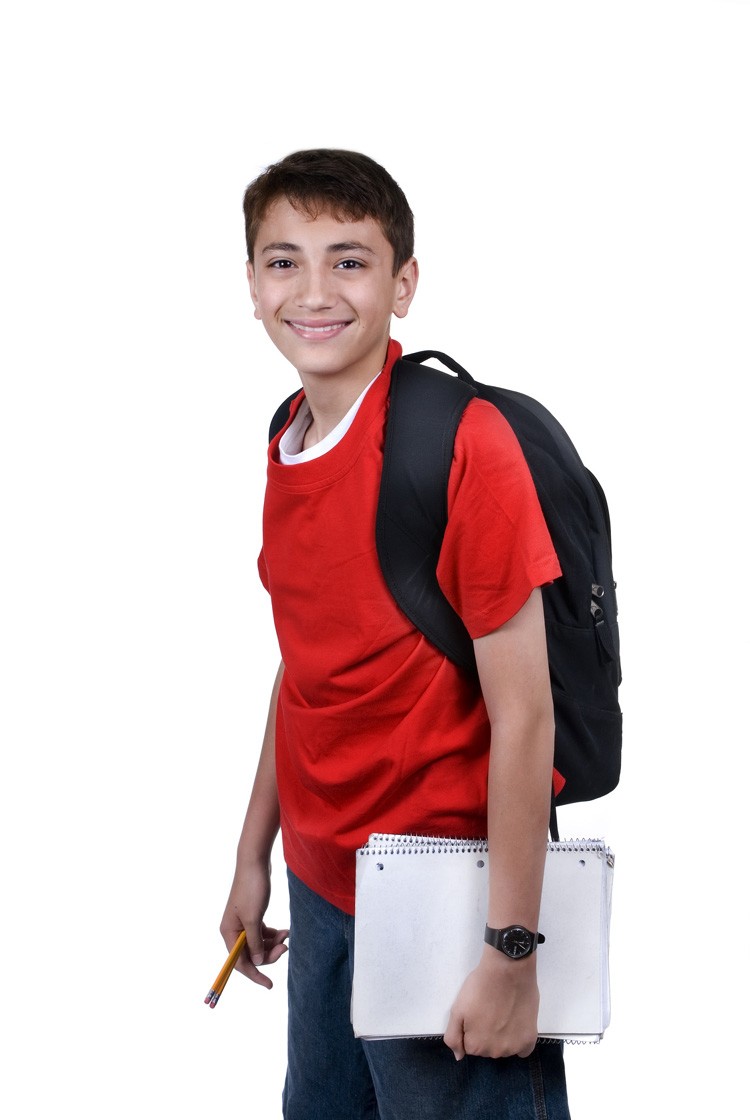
2;1;748;1115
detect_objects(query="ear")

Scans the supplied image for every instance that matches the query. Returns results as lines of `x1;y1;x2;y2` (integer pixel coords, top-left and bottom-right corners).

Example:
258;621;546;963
246;260;263;321
392;257;419;320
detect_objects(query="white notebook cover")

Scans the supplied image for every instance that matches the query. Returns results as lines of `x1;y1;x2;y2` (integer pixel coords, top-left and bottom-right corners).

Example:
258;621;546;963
352;835;614;1042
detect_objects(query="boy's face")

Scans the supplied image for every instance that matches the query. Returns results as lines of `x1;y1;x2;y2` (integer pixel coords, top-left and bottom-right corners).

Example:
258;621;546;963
247;197;417;386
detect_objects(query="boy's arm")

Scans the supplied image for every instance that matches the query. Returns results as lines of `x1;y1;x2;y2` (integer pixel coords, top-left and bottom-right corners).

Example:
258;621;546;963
219;661;289;989
444;587;553;1059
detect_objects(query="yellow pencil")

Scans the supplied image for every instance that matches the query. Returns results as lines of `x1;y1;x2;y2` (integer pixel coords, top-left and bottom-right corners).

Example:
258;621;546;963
204;930;247;1008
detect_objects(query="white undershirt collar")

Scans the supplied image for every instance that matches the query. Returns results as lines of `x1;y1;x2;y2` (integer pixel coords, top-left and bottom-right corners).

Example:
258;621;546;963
279;372;382;465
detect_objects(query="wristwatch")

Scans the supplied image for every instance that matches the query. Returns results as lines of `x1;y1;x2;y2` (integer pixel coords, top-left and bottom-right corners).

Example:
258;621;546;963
484;924;546;959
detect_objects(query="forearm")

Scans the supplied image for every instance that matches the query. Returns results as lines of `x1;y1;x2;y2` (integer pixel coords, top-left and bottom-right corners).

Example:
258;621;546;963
485;697;554;931
472;589;554;931
235;661;284;869
445;696;552;1060
220;662;288;986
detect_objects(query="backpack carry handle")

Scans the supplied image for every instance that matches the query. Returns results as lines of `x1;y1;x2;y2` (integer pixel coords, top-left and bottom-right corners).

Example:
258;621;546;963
404;351;477;386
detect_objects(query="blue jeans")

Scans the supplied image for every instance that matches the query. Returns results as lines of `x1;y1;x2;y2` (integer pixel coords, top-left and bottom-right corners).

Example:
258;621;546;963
283;870;571;1120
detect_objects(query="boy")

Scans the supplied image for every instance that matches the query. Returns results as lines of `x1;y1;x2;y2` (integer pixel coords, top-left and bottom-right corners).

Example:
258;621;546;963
220;149;571;1119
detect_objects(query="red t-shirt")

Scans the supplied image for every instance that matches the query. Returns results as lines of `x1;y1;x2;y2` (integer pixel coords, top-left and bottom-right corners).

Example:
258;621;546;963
259;340;561;913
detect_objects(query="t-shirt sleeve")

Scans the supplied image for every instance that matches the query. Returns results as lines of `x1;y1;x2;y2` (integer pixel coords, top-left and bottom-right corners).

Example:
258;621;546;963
436;399;561;639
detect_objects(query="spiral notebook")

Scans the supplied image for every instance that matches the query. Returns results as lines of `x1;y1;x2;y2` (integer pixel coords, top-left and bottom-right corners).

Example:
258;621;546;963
352;835;614;1043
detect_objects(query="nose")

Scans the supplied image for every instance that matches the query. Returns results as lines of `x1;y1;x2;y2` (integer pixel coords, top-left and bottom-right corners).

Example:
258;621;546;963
295;264;336;311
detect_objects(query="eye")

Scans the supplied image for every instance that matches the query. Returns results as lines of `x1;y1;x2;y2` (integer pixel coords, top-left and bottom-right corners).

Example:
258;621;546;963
268;258;295;269
335;259;364;270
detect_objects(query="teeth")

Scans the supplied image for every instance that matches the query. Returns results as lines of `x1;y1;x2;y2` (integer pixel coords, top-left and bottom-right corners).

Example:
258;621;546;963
292;322;346;333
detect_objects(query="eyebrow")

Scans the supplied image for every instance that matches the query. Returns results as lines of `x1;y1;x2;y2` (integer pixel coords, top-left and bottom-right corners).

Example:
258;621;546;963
260;241;302;254
327;241;376;255
260;240;376;256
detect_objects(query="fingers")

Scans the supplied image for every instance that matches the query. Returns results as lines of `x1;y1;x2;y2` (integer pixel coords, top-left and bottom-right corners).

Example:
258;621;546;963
248;923;289;960
446;1025;538;1061
443;1013;466;1062
445;1007;539;1060
263;926;290;966
219;913;289;989
242;923;290;990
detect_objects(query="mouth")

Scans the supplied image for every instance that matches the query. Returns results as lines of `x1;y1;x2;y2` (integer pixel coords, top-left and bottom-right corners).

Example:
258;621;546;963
285;319;352;340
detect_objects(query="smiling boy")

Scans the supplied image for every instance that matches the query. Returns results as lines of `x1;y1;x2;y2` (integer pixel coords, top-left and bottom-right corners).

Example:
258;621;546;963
220;149;571;1120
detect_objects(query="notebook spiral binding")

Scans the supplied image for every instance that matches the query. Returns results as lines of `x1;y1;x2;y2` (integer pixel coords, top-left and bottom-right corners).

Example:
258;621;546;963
360;834;613;869
361;835;489;856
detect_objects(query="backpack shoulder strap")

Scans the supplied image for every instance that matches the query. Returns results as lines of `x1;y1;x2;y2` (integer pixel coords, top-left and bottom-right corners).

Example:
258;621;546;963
376;355;477;672
268;389;304;442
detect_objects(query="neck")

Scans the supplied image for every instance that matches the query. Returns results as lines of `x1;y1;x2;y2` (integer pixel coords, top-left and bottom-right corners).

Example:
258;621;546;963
298;351;388;447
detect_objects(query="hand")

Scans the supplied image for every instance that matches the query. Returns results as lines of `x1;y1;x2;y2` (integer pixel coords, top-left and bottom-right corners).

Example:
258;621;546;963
443;946;539;1060
220;860;289;990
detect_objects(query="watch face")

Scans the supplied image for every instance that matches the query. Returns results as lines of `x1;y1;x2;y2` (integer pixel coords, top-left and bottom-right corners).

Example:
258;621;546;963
501;926;533;958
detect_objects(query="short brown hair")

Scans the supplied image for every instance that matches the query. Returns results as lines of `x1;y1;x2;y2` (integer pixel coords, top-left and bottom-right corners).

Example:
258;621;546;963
243;149;414;275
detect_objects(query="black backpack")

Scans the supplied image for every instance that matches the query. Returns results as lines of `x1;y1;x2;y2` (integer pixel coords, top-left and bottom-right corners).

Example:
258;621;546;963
269;350;622;831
